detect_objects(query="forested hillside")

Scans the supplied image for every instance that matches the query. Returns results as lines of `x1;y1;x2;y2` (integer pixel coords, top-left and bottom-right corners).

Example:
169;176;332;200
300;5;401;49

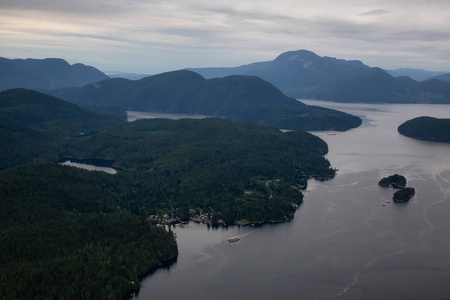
61;118;334;223
0;163;178;299
0;88;122;138
50;70;362;131
0;114;58;168
0;89;336;298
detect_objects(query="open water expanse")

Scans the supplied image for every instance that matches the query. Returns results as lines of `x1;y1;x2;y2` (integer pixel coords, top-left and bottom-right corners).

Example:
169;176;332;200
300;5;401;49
134;101;450;300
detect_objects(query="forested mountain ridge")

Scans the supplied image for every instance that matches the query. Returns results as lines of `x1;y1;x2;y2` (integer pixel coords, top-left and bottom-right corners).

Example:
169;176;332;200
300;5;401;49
0;57;109;91
0;89;123;169
50;69;362;131
0;88;124;168
190;49;450;103
0;88;122;138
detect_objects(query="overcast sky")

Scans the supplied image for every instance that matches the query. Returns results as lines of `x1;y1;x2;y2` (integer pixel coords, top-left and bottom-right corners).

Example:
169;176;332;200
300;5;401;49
1;0;450;74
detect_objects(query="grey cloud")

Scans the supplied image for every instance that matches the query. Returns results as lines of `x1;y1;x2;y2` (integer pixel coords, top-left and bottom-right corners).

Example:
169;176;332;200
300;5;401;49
156;27;225;40
0;0;134;15
181;2;305;27
2;0;450;73
392;30;450;42
360;9;390;16
201;5;271;22
321;21;450;45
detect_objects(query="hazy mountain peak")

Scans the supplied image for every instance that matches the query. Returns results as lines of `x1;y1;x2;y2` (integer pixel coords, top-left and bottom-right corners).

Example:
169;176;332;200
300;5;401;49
190;49;450;103
275;49;320;61
287;55;314;69
0;57;109;91
384;68;448;81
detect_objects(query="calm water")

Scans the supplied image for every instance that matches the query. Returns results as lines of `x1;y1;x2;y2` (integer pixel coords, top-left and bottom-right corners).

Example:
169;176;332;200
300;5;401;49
60;161;117;174
127;111;212;122
135;102;450;300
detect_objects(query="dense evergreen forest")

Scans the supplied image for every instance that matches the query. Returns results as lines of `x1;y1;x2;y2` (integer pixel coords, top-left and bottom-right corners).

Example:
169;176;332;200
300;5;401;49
398;116;450;142
0;88;121;138
0;88;335;299
0;164;178;299
62;117;334;223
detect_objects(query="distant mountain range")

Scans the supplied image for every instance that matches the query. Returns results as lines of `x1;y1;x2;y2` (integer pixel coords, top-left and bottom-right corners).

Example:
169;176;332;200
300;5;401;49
0;57;109;92
384;68;447;81
107;72;153;80
190;50;450;103
4;52;450;104
49;70;362;131
429;73;450;82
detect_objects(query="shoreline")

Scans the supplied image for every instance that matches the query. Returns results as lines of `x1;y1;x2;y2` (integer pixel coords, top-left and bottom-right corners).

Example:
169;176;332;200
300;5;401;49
123;254;179;299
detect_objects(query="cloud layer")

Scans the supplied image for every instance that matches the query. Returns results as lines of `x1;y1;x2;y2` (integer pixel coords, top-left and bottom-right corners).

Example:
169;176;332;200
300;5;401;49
1;0;450;73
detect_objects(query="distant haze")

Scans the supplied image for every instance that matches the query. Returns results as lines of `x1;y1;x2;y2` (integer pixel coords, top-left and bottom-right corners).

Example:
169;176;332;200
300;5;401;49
384;68;447;81
1;1;450;74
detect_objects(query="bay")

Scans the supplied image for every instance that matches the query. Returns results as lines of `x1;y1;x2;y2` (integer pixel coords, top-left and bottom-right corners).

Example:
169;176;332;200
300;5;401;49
134;101;450;300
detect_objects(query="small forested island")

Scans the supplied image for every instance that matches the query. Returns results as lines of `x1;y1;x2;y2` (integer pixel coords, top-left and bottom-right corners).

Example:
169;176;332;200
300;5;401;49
0;88;337;299
398;116;450;142
378;174;407;188
378;174;415;204
393;187;416;203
